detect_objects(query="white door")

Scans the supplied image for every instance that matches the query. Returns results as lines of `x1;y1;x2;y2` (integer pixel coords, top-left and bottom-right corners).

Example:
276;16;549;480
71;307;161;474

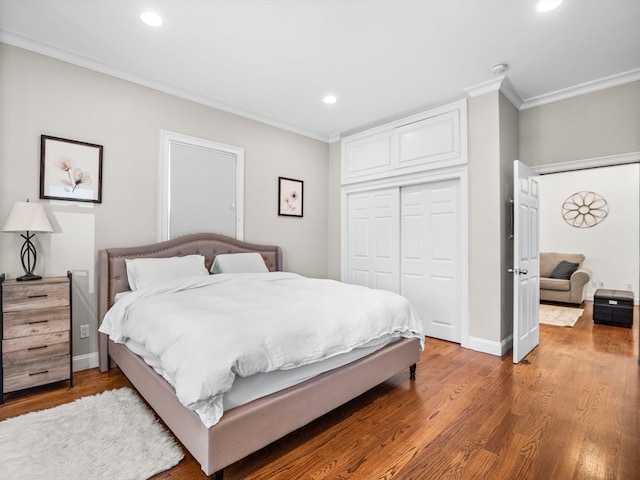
400;180;460;341
512;160;540;363
346;188;400;292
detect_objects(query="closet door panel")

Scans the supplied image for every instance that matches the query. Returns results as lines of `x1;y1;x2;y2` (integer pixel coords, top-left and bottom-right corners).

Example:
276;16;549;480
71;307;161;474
429;186;458;336
396;110;459;168
401;180;460;342
400;185;429;333
430;276;456;330
342;131;392;182
352;269;370;287
346;189;399;292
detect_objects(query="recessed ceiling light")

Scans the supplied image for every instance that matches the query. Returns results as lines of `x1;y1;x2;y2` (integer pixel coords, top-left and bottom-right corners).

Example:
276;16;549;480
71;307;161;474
140;11;163;27
323;95;337;104
490;63;508;75
537;0;564;12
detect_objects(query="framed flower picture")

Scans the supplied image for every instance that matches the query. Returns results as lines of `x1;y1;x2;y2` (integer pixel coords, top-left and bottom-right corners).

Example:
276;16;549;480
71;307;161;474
40;135;103;203
278;177;303;217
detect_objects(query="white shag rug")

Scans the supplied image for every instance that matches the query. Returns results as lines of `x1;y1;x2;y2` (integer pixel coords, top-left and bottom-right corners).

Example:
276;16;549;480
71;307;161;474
539;303;584;327
0;387;184;480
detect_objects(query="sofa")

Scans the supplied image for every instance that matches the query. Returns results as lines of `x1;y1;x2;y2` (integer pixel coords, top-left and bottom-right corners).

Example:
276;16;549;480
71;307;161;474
540;252;592;304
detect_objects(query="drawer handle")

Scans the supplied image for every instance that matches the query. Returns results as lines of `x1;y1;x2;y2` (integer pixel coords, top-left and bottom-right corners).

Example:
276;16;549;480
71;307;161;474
28;294;48;299
28;320;49;325
28;345;48;351
29;370;49;376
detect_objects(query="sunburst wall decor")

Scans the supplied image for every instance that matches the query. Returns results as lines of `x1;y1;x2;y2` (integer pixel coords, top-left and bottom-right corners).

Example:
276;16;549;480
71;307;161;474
561;191;608;228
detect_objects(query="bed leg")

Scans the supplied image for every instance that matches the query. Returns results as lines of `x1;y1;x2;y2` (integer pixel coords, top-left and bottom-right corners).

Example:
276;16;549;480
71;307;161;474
409;363;416;380
210;470;224;480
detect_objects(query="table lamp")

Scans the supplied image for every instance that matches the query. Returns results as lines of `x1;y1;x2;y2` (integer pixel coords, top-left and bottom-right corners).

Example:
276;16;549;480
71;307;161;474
2;200;54;281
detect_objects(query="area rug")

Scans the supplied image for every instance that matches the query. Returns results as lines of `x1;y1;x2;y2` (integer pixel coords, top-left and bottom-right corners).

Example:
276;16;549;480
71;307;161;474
0;387;184;480
539;303;584;327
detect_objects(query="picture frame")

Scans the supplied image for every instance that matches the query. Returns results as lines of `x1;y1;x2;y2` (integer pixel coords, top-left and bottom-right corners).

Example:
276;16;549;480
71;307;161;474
278;177;303;217
40;135;103;203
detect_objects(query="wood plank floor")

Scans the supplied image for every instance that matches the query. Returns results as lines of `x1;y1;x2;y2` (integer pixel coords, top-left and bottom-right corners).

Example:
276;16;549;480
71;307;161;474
1;301;638;479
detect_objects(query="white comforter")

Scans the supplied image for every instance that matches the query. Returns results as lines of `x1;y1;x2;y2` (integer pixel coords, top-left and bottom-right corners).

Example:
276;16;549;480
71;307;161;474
100;272;424;427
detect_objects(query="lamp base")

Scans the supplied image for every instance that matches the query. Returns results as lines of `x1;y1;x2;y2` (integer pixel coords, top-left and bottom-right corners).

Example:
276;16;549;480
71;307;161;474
16;273;42;281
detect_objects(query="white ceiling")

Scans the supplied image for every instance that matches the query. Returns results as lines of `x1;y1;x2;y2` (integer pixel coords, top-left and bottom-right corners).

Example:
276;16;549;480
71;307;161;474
1;0;639;142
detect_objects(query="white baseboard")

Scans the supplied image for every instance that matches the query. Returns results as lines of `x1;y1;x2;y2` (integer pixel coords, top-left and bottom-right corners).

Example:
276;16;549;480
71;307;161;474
72;352;99;372
467;335;512;357
500;335;513;356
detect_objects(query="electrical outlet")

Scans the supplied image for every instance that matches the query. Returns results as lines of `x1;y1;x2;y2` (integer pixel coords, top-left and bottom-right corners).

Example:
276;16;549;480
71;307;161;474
598;282;604;287
627;284;633;290
80;324;90;338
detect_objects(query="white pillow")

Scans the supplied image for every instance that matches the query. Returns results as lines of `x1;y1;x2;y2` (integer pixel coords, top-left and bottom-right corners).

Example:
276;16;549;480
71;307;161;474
210;252;268;274
125;254;209;290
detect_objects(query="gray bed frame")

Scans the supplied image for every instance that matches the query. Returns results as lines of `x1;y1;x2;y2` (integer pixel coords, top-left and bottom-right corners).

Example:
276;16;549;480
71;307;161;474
97;233;421;479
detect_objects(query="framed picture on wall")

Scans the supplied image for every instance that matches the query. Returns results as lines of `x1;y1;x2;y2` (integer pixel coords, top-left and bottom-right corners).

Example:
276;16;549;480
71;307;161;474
40;135;103;203
278;177;303;217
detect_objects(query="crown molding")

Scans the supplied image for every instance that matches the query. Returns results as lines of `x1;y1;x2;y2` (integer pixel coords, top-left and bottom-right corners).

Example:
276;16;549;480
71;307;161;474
463;76;505;98
520;68;640;110
463;76;524;109
498;77;523;109
0;31;330;143
464;69;640;111
533;151;640;175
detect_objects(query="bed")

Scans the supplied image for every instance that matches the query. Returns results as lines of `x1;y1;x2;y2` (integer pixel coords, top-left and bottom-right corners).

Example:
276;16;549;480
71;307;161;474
97;233;423;479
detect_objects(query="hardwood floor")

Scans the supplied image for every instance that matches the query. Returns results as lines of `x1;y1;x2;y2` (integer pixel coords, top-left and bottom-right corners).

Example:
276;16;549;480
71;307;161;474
1;302;638;479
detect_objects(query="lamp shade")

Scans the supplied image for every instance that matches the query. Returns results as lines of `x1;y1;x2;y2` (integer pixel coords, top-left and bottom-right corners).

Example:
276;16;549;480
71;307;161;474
2;201;54;233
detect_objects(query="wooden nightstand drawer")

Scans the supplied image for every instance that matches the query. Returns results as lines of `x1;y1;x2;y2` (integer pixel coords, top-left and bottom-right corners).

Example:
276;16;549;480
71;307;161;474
3;331;69;365
2;279;69;313
1;273;73;401
2;307;70;339
3;355;71;392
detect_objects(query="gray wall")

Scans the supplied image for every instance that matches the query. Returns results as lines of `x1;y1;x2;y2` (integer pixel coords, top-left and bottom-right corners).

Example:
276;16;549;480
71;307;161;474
0;43;329;363
498;93;519;341
467;91;502;345
327;140;342;280
519;81;640;165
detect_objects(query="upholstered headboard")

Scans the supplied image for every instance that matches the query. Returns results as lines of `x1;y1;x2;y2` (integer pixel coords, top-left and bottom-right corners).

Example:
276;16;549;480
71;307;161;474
97;232;283;376
97;232;283;323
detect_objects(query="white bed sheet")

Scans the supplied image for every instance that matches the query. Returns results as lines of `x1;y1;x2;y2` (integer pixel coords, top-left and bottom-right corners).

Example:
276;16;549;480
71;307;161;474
124;335;399;412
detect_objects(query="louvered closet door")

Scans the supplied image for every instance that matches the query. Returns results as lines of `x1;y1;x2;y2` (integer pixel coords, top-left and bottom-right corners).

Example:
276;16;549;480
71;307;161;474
346;189;400;292
400;180;460;341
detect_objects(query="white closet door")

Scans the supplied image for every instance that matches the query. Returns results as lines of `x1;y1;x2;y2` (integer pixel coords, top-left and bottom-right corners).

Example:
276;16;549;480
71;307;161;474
346;188;400;292
400;179;460;341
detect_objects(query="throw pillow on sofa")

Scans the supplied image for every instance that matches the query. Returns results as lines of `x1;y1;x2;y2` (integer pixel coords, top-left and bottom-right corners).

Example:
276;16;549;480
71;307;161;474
549;260;580;280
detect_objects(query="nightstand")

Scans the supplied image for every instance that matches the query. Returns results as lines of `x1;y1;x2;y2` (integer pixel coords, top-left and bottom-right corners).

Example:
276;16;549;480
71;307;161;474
1;272;73;402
